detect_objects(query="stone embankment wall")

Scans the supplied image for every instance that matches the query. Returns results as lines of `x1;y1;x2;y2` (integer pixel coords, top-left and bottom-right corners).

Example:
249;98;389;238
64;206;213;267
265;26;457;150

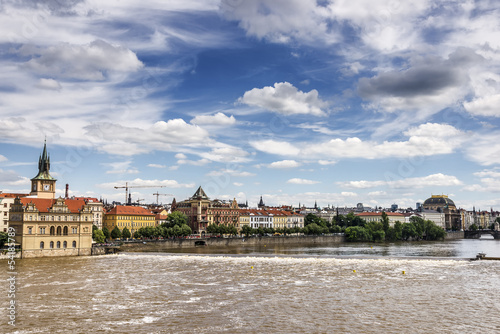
118;235;346;252
444;231;465;240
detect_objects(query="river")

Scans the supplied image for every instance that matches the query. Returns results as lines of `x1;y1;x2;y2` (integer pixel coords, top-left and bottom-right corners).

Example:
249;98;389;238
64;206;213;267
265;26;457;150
1;238;499;333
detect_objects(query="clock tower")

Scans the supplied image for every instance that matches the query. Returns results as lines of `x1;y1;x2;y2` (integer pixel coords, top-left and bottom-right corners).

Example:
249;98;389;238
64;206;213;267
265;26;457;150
30;140;57;199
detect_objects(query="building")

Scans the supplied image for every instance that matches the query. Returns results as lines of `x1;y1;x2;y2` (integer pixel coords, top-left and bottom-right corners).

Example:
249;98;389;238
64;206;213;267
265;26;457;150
422;195;461;230
176;186;211;235
73;197;103;229
0;193;29;232
103;205;155;236
9;141;93;258
355;212;405;226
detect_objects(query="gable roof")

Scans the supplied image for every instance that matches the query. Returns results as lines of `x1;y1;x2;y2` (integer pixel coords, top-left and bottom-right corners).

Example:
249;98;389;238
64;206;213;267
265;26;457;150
20;198;87;213
190;186;209;200
106;205;154;216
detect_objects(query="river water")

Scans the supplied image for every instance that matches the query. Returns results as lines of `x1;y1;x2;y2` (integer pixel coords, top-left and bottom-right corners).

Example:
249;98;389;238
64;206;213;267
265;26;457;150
2;239;500;334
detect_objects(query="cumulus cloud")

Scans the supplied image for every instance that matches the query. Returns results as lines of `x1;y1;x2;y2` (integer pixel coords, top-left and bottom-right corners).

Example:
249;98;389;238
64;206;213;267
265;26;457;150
0;168;30;186
268;160;301;169
19;40;143;81
207;169;255;177
36;78;62;90
148;164;166;168
251;123;467;160
98;178;195;189
463;94;500;117
339;173;463;189
286;178;319;185
191;112;236;125
239;82;328;116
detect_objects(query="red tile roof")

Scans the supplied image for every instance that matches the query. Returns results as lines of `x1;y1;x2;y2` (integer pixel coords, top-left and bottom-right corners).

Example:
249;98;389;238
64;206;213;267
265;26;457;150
20;198;87;213
356;212;404;217
106;206;154;216
0;193;29;198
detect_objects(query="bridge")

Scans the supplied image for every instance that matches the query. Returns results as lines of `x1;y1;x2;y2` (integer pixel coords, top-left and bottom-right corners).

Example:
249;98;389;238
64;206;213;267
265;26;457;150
464;230;500;240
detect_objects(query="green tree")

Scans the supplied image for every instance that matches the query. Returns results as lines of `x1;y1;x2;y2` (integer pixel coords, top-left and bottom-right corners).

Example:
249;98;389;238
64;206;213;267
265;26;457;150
122;227;131;239
93;229;106;243
469;224;478;231
181;224;192;236
304;213;327;228
110;226;122;239
401;223;417;241
0;231;8;248
345;226;371;242
92;224;98;232
102;226;110;239
133;231;141;239
172;224;182;237
381;211;390;233
241;225;253;237
164;211;188;228
207;224;219;235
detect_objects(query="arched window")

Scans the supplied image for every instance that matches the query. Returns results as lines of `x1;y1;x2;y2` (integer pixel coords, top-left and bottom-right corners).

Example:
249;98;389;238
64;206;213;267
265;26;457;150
56;241;61;248
63;241;67;248
40;241;44;249
57;226;62;235
72;241;77;248
50;241;54;249
50;226;55;235
63;226;68;235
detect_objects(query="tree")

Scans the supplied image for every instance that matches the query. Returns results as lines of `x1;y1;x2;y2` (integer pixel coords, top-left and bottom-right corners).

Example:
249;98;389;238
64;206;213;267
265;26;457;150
304;213;327;228
93;229;105;243
0;231;8;248
122;227;131;239
345;226;371;242
181;224;192;236
241;225;253;237
164;211;188;228
381;211;390;233
401;223;417;241
469;224;478;231
110;226;122;239
102;226;110;239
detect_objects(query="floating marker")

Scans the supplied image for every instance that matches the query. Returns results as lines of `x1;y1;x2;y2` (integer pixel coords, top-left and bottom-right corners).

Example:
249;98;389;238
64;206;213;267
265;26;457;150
402;271;405;275
251;266;254;269
353;270;356;273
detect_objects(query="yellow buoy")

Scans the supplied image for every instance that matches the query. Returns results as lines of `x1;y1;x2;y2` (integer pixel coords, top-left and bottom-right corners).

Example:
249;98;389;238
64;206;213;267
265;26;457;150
353;270;356;273
402;271;405;275
251;266;254;269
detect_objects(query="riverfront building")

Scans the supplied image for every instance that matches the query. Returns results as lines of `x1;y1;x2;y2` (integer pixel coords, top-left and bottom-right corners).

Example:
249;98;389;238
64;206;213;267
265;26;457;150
103;205;156;236
422;195;461;230
355;212;405;226
9;142;93;258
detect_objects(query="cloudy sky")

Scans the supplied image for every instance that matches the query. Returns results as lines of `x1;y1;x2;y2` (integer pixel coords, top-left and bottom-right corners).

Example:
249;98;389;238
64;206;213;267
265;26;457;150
1;0;500;210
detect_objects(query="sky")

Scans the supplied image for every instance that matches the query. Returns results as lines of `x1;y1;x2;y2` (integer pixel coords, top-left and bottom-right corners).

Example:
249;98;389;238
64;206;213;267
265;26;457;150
1;0;500;210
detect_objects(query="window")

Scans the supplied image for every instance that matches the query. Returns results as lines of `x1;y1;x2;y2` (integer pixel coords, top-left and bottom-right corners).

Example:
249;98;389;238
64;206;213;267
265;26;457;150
39;227;45;234
50;226;55;235
28;227;32;234
50;241;54;249
63;226;68;235
40;241;44;249
72;241;76;248
72;227;77;234
56;241;61;248
57;226;62;235
63;241;67;248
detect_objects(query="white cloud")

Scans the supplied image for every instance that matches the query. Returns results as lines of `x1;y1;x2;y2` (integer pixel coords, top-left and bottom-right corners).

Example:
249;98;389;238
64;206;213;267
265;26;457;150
191;112;236;126
341;192;357;197
0;155;7;163
175;153;187;159
239;82;328;116
339;173;463;189
148;164;166;168
463;94;500;117
286;178;319;185
268;160;301;169
233;182;244;187
177;158;211;166
19;40;143;81
36;78;62;91
207;169;255;177
0;169;30;186
251;123;466;160
98;178;195;189
250;140;300;156
318;160;336;166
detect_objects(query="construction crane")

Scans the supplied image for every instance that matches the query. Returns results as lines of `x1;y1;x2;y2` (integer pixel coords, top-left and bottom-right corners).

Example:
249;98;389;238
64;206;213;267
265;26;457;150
114;182;167;204
153;192;174;205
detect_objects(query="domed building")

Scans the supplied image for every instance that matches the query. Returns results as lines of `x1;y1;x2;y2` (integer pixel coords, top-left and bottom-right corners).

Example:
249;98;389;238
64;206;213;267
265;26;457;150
422;195;461;230
422;195;457;211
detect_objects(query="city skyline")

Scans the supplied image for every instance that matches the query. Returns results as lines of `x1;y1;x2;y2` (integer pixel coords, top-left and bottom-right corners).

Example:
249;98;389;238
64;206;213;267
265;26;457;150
1;1;500;210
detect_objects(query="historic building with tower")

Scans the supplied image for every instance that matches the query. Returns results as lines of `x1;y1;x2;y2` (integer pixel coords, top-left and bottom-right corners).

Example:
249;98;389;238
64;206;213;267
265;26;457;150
9;141;94;258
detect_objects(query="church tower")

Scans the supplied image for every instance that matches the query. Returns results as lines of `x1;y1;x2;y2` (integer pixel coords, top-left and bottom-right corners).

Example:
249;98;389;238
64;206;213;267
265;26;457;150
30;140;57;199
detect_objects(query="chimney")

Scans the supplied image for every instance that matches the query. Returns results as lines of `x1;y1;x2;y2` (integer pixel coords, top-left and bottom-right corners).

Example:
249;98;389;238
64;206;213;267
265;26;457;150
65;184;69;199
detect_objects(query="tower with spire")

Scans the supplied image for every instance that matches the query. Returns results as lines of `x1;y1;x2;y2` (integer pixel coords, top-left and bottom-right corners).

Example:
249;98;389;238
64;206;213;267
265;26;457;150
30;140;57;199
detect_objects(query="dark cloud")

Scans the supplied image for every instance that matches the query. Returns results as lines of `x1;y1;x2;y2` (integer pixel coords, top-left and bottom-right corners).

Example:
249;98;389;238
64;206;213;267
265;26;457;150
358;48;483;99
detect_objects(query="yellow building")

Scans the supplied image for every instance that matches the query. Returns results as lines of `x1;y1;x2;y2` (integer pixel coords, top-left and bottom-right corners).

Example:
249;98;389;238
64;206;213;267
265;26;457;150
9;141;93;258
103;205;155;236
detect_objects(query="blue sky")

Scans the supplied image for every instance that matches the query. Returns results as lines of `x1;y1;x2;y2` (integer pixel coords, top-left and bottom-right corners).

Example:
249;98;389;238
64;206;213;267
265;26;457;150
1;0;500;210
